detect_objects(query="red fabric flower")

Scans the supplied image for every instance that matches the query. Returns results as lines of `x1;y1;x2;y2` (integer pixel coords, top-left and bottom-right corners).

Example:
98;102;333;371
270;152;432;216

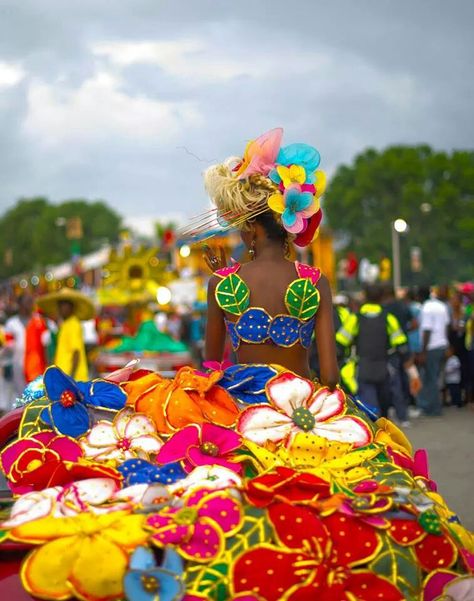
232;501;404;600
244;466;330;508
0;431;120;494
388;518;458;571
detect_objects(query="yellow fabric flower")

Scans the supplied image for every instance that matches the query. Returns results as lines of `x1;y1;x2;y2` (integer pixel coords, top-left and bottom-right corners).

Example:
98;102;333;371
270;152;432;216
374;417;413;456
11;510;147;601
267;192;285;214
243;433;378;485
276;164;306;187
314;169;327;197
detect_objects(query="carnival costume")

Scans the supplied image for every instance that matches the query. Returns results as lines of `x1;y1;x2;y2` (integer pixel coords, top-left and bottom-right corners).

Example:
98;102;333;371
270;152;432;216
0;129;473;601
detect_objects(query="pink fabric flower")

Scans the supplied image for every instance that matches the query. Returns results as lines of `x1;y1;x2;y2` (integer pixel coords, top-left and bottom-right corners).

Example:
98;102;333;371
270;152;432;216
156;423;242;474
234;128;283;179
338;493;391;528
237;372;372;447
388;447;438;491
80;407;162;463
424;571;474;601
147;490;242;562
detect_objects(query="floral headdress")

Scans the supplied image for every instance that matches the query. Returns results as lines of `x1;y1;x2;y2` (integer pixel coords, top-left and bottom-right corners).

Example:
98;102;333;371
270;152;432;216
179;128;326;247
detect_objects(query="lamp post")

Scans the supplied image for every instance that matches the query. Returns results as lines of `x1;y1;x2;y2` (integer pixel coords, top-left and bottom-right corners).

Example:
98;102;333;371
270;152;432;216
392;218;408;290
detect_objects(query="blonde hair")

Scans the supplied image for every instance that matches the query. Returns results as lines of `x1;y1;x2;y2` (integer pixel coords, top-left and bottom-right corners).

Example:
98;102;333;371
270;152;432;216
204;159;279;230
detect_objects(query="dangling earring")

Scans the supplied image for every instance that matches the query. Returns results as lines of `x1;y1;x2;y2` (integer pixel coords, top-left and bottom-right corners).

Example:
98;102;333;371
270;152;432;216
284;238;290;258
249;239;256;260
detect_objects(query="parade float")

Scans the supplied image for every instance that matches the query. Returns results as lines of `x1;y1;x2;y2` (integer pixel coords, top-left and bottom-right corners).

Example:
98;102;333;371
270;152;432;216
0;363;472;601
94;245;192;375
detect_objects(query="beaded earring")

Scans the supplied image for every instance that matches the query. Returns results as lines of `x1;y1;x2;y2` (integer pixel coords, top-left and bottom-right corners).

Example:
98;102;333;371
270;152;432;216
249;239;256;260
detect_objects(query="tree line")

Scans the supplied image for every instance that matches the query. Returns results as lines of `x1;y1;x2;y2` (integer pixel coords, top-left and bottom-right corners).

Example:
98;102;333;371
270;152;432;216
0;198;122;279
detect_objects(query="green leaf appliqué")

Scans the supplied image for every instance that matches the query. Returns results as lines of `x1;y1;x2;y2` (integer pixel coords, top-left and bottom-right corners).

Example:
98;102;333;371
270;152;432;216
215;273;250;316
18;396;50;438
285;277;320;319
370;535;421;600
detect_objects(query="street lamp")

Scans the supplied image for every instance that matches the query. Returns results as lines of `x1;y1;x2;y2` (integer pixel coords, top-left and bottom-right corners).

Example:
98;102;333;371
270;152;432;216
392;219;408;290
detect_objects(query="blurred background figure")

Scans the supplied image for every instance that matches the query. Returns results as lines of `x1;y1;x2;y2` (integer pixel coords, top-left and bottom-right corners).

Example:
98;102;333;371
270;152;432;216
4;294;33;397
418;285;450;416
38;289;94;381
336;284;409;423
445;344;462;408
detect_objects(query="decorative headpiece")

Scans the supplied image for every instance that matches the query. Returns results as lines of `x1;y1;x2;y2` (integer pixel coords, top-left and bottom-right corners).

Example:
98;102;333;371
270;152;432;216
179;128;326;247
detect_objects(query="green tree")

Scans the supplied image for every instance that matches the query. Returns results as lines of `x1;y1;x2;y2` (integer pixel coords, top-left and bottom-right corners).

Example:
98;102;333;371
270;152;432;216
324;146;474;283
0;198;122;278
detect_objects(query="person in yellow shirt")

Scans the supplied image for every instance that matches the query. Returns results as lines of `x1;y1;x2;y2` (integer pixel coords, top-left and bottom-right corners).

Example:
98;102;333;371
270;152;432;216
55;299;89;381
37;288;94;381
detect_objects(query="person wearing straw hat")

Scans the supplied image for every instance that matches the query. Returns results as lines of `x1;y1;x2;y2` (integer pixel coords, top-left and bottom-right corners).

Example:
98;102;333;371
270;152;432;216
37;288;94;381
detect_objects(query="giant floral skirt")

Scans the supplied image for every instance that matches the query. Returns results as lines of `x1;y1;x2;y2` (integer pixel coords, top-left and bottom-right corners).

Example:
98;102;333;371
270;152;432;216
0;363;472;601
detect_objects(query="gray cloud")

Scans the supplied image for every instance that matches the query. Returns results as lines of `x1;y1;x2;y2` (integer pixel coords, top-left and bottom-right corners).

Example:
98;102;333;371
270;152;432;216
0;0;472;229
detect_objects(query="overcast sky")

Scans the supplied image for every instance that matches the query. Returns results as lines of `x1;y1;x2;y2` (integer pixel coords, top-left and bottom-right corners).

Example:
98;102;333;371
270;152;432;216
0;0;472;232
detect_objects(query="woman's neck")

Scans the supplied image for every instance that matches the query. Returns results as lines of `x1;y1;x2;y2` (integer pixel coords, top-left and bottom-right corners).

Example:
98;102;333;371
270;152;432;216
254;240;286;261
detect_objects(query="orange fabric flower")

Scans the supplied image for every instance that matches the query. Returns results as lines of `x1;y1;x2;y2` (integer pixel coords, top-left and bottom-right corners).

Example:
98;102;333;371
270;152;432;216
125;367;239;435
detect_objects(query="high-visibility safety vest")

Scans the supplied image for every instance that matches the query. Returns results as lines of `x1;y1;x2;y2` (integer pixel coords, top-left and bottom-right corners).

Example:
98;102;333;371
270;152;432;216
336;303;407;350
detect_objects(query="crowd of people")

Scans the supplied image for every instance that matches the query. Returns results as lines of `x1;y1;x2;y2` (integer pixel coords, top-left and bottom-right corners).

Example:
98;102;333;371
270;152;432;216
0;277;473;425
0;289;95;413
328;282;474;426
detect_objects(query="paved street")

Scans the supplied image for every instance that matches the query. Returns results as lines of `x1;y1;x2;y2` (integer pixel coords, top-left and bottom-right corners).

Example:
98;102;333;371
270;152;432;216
406;405;474;530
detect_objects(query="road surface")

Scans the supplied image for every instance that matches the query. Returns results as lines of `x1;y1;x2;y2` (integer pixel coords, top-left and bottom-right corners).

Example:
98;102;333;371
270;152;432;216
406;405;474;530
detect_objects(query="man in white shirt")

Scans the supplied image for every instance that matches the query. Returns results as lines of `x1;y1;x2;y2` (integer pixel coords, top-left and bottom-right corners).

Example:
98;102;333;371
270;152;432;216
418;286;450;416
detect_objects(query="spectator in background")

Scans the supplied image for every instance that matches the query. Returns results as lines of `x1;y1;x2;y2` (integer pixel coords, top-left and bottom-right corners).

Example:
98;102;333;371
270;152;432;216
464;289;474;403
418;285;450;416
382;284;415;421
449;290;468;403
337;284;410;424
37;289;94;381
55;300;89;380
4;294;33;397
406;288;422;355
445;344;462;408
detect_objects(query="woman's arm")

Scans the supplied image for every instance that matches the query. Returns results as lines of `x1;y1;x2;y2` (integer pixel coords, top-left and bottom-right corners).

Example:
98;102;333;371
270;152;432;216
204;276;227;362
315;275;339;389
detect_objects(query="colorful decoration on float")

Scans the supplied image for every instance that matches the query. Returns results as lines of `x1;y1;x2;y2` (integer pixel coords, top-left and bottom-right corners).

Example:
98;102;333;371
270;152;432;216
0;365;472;601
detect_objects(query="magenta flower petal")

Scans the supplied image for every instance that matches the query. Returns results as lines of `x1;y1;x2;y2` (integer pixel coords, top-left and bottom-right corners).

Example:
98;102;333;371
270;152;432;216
48;436;82;462
156;425;200;464
151;522;190;546
201;423;241;454
32;432;57;445
0;438;43;474
180;520;221;561
186;446;242;474
198;495;242;534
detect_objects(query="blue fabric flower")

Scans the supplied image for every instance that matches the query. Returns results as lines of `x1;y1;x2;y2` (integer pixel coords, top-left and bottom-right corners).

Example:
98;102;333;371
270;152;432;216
41;366;127;438
276;142;321;175
281;188;314;230
124;546;184;601
118;458;186;486
217;364;277;405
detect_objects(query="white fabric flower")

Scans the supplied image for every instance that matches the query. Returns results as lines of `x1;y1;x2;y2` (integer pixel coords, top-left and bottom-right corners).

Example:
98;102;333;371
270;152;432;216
237;372;371;447
80;407;162;462
168;465;242;495
1;478;129;527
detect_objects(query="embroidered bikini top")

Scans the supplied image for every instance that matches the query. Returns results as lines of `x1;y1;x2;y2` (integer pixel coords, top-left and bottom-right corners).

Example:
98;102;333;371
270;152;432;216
214;262;321;351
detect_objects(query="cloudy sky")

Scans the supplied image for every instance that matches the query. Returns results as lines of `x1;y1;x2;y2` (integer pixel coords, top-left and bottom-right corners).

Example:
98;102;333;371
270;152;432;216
0;0;472;231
